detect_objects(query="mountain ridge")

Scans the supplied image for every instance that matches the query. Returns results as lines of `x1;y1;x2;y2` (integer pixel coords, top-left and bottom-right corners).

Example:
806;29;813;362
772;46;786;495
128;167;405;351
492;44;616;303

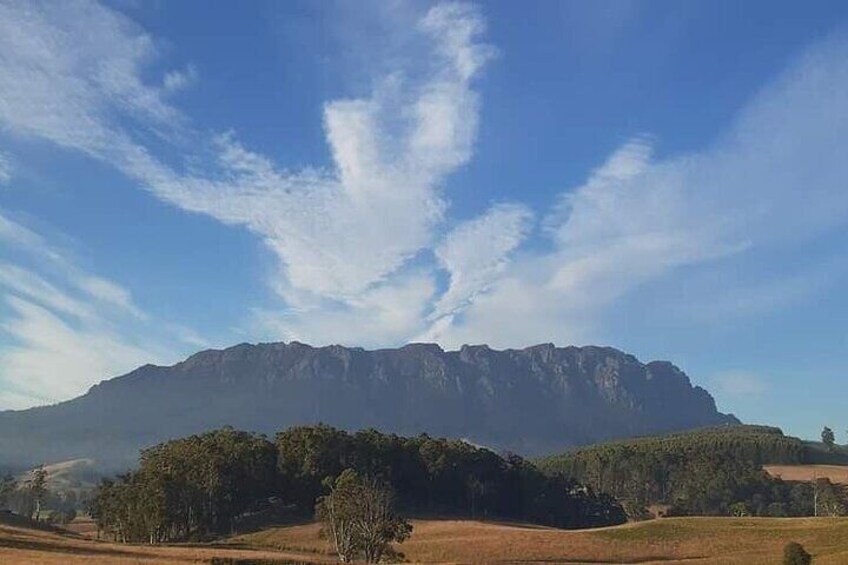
0;341;738;469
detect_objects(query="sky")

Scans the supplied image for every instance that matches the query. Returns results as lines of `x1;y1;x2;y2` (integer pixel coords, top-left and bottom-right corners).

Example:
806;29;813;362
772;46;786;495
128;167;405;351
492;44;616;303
0;0;847;441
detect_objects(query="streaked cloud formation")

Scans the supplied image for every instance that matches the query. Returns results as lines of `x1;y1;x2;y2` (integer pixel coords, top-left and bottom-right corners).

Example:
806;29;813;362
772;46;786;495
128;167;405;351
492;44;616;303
0;150;11;184
0;1;847;410
433;35;848;345
0;212;188;408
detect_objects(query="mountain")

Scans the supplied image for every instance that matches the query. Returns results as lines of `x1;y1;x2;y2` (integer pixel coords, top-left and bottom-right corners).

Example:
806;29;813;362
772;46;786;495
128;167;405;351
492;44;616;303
0;342;737;469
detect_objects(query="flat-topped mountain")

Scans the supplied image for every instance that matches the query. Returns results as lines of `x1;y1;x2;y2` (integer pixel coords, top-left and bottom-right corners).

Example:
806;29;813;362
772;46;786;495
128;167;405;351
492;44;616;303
0;342;737;469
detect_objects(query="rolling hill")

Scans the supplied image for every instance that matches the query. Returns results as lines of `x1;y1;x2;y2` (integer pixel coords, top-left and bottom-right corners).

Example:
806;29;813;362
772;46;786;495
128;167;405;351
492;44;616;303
536;425;848;518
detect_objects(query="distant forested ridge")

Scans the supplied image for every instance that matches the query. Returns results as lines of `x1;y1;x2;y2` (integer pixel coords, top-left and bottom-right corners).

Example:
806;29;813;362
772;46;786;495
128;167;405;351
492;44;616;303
0;342;737;469
90;426;626;543
536;425;848;519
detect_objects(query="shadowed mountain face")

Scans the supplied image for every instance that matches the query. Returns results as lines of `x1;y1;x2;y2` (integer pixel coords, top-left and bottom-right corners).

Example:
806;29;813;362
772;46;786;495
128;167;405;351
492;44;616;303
0;342;737;469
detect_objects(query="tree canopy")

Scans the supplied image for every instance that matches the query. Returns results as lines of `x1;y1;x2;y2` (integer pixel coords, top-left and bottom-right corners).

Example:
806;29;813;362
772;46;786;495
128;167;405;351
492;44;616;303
536;425;847;518
91;425;626;543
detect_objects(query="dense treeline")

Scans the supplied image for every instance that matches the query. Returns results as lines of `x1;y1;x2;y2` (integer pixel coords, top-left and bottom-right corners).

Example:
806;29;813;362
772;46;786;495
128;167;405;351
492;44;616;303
536;425;847;518
277;425;624;528
90;429;276;542
91;425;625;543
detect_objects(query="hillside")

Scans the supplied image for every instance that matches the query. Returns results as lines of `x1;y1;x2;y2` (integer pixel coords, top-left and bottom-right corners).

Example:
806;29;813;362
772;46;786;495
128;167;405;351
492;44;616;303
0;342;736;469
536;425;848;518
537;425;848;475
19;459;101;494
539;425;808;467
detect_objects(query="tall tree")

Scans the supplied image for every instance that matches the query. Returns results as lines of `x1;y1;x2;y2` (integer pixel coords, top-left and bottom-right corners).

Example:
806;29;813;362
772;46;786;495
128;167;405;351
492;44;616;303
316;469;412;563
26;465;48;521
822;426;836;452
316;471;361;563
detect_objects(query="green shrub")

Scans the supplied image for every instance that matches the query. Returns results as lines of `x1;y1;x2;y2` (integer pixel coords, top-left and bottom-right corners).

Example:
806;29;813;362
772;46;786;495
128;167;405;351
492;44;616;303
783;541;812;565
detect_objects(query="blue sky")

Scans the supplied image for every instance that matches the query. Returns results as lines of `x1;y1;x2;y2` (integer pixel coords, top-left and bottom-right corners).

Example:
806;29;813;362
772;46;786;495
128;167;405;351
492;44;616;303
1;0;847;441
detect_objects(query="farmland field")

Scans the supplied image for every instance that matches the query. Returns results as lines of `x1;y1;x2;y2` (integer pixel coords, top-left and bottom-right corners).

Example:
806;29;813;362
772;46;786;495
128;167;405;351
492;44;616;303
0;519;331;565
234;516;848;564
5;515;848;564
765;464;848;484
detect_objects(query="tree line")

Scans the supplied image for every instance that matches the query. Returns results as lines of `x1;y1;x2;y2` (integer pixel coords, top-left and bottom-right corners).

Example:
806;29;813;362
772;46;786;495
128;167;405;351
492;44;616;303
89;425;626;544
536;425;847;518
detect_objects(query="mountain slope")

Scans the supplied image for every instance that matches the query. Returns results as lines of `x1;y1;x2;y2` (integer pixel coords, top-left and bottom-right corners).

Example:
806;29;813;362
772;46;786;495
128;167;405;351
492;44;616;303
0;342;737;468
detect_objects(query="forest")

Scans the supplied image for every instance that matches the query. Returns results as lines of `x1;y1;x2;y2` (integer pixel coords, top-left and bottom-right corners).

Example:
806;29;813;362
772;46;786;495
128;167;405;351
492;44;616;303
89;425;626;543
536;425;848;519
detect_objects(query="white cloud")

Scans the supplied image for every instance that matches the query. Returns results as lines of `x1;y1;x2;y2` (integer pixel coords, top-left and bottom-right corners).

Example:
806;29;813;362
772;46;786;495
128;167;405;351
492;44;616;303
0;1;493;307
430;35;848;348
0;295;152;406
0;150;11;184
0;0;182;159
255;270;437;346
76;275;147;320
0;212;55;254
431;203;533;321
1;0;848;366
711;370;768;398
0;263;93;321
134;4;494;306
0;213;198;409
0;0;510;347
162;65;197;93
0;210;146;320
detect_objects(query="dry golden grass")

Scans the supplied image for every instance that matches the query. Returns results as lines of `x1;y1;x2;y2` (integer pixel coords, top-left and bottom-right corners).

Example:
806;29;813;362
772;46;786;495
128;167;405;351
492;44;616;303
765;464;848;484
236;516;848;564
65;516;99;537
6;514;848;564
0;522;329;564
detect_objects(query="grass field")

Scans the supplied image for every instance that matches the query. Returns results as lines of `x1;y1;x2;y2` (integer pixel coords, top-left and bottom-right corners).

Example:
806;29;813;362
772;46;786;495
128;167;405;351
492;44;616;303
5;514;848;563
235;516;848;564
765;464;848;484
0;520;331;564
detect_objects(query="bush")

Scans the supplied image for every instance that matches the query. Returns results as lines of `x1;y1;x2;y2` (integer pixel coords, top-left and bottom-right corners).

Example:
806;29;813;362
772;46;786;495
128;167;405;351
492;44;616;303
783;541;812;565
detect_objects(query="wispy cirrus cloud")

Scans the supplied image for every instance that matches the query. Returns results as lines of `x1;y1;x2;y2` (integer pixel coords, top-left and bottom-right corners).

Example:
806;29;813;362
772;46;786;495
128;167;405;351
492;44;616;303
0;0;183;156
0;150;11;184
430;34;848;347
427;203;533;328
0;0;521;348
1;0;848;412
135;3;496;304
0;212;198;408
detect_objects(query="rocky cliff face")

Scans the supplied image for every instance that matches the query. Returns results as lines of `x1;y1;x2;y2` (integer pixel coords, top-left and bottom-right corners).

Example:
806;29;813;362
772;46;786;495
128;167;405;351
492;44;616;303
0;342;737;469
